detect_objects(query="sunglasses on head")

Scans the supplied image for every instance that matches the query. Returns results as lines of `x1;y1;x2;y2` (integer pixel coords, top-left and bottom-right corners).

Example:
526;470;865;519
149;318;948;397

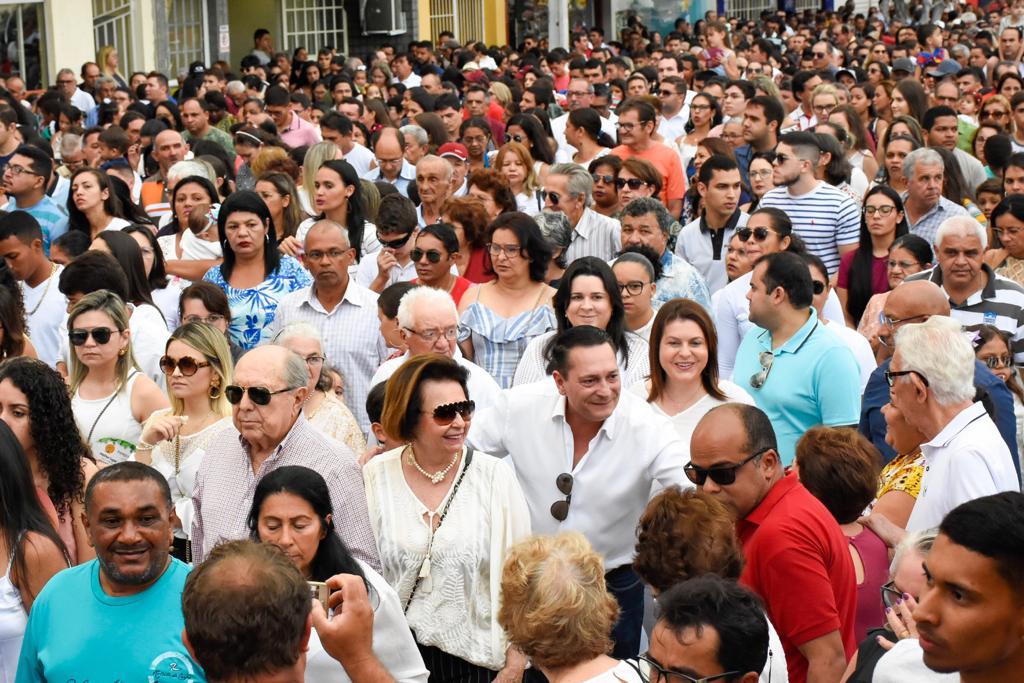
159;355;211;376
411;248;444;263
432;400;475;425
378;232;413;249
69;327;117;346
684;447;772;486
736;227;771;242
224;384;294;406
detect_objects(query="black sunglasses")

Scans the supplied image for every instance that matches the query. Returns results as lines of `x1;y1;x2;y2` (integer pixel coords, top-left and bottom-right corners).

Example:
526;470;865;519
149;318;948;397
684;447;772;487
159;355;210;376
550;472;573;521
591;173;616;185
69;327;116;346
884;369;929;388
616;178;648;189
736;227;771;242
378;232;414;249
411;248;444;263
881;580;904;610
546;191;562;205
431;400;475;425
812;280;826;295
224;384;295;406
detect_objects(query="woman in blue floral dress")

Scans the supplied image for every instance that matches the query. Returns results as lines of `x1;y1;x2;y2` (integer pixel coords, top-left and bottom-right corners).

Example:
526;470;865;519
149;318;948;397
204;191;312;349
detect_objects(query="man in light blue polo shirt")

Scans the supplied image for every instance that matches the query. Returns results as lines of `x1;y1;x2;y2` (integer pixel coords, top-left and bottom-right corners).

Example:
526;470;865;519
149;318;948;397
733;251;861;463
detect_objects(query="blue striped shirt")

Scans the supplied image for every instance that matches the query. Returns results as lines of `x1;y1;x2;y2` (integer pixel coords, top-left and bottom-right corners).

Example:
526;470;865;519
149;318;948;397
758;182;861;274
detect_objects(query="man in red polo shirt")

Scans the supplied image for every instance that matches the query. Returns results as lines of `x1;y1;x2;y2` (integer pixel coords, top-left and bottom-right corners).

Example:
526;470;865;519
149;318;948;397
688;403;856;683
610;98;686;219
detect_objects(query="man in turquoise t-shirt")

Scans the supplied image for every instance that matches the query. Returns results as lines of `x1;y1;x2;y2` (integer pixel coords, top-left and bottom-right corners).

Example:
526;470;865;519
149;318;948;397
17;462;205;683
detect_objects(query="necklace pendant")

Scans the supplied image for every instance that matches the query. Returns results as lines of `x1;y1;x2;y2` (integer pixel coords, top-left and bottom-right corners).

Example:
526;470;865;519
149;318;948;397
430;471;444;484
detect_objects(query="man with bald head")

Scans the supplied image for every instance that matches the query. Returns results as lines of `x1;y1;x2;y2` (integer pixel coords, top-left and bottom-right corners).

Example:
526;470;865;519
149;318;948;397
270;220;389;433
859;279;1020;468
141;129;189;220
191;344;379;568
363;127;415;198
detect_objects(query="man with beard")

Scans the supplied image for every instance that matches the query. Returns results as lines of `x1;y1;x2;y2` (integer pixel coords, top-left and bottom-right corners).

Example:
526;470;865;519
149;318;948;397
16;463;206;682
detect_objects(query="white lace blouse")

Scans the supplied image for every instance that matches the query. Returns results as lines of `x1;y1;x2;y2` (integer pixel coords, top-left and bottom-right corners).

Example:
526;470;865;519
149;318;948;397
363;446;531;670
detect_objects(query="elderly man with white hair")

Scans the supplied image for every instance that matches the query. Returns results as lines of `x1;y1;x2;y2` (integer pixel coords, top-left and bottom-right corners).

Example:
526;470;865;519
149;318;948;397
887;315;1018;532
900;148;969;246
543;163;621;263
907;216;1024;364
400;124;429;166
370;286;501;407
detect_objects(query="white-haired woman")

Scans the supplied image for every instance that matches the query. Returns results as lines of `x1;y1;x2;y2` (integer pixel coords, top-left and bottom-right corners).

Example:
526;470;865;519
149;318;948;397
274;322;366;455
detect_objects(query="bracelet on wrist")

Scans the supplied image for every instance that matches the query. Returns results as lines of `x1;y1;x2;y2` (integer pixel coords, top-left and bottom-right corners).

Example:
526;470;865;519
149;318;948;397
136;440;156;451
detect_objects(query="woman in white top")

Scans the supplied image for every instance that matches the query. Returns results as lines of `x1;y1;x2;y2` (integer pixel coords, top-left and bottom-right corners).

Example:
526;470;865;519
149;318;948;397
66;168;132;239
68;290;168;465
515;257;650;387
273;323;366;456
562;109;613;167
496;142;544;217
296;159;379;261
613;251;660;342
498;533;644;683
634;487;789;683
364;355;531;682
157;175;224;283
631;298;753;439
136;321;233;561
125;225;183;330
0;422;68;682
249;465;428;683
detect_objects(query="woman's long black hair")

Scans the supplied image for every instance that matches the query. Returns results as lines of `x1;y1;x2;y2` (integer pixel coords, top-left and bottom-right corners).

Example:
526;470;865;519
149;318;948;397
93;230;162;319
317;160;368;261
506;113;557;163
847;185;909;326
247;465;367;583
123;225;170;292
218;190;282;281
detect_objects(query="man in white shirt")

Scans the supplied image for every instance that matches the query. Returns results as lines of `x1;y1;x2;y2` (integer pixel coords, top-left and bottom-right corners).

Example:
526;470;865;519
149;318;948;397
544;163;621;263
320;112;374;176
656;76;690;142
356;194;418;293
0;212;64;366
55;68;96;118
888;315;1018;532
391;53;422;88
370;287;500;408
783;71;821;131
550;78;617;157
469;326;690;658
362;128;415;198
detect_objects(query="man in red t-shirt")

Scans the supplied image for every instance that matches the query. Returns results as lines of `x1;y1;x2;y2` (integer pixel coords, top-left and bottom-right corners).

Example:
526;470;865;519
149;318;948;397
610;98;686;219
689;403;857;683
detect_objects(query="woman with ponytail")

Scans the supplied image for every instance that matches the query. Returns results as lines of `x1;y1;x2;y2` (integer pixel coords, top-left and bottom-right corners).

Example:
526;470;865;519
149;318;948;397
563;108;614;167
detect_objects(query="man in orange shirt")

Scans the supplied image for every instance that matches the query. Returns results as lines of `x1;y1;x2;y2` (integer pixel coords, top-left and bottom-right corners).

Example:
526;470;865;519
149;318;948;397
610;99;686;219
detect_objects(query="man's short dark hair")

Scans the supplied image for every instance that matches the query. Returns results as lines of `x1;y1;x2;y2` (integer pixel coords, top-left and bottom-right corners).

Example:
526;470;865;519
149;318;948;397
434;93;460;113
546;325;614;376
698;154;740;185
57;250;129;301
940;492;1024;595
264;85;290;107
757;250;813;308
779;131;822;163
254;28;270;42
525;86;554;108
84;461;172;514
747;95;784;130
320;111;353;135
146;71;169;89
923;105;958;131
656;575;770;677
727;79;756;100
376;194;417;235
339;96;364;116
98;126;130;155
792;70;819;96
0;210;43;243
183;540;311;681
11;144;53;183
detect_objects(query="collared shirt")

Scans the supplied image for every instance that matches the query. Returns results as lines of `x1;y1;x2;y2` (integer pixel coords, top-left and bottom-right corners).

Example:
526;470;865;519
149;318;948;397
70;87;96;114
906;401;1018;531
361;160;416;198
467;379;690;569
737;473;857;683
269;281;389;432
4;195;69;252
354;254;418;291
733;310;862;463
901;194;970;246
279;111;322;148
657;108;690;143
758;181;861;274
676;210;749;295
563;207;621;264
192;414;379;568
907;264;1024;363
785;106;816;131
399;73;422;88
371;352;502;415
655;250;712;310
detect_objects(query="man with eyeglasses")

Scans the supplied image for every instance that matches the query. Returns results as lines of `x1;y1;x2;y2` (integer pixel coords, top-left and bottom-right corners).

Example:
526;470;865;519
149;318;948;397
689;403;856;683
363;128;415;198
550;78;617;157
656;76;690;142
611;99;686;219
1;145;68;251
733;251;860;464
886;316;1017;532
469;325;688;659
191;344;379;568
56;67;96;118
270;220;389;433
370;286;499;411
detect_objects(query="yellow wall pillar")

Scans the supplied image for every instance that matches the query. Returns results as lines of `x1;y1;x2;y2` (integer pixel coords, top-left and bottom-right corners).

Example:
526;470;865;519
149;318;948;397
484;0;506;46
417;0;431;40
135;0;158;73
44;0;96;80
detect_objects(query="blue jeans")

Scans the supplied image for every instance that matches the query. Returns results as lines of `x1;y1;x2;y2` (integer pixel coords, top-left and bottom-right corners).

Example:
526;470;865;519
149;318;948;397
605;565;644;659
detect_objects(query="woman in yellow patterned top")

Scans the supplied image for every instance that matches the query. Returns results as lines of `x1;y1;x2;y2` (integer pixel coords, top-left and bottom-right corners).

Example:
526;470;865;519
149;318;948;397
274;322;366;456
871;400;926;529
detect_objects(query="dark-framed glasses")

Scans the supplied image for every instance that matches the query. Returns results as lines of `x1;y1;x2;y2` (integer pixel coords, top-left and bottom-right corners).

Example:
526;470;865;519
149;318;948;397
411;248;444;263
683;447;771;487
159;355;210;376
864;205;897;216
884;369;929;388
377;232;413;249
736;227;770;242
633;653;740;683
591;173;616;185
749;350;774;389
811;279;826;295
616;177;649;189
881;580;903;610
69;327;116;346
432;400;475;425
224;385;295;405
550;472;573;521
618;280;649;296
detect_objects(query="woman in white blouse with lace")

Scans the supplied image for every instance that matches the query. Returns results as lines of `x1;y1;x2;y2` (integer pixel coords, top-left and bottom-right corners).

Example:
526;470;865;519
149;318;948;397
364;355;531;683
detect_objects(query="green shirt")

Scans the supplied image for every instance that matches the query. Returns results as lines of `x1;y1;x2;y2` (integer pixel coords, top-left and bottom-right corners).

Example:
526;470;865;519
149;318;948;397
185;125;236;163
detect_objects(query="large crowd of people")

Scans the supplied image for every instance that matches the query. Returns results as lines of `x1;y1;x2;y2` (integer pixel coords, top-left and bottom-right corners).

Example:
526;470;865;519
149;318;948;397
3;4;1024;682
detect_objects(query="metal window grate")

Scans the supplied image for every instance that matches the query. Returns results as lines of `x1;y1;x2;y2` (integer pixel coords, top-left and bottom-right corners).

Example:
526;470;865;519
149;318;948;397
427;0;484;43
93;0;134;76
167;0;208;81
727;0;774;20
281;0;348;56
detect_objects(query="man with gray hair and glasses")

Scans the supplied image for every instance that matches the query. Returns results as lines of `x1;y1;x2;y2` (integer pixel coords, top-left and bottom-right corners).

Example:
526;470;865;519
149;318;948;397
886;315;1018;532
900;147;969;246
543;162;621;263
550;77;618;157
191;344;379;568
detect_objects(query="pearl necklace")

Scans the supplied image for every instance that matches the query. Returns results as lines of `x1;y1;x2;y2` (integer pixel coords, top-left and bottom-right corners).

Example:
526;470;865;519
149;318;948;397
407;444;459;484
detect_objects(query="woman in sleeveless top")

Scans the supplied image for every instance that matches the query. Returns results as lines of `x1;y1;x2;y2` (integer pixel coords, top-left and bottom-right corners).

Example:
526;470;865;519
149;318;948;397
68;290;168;465
0;419;68;681
0;358;98;564
458;213;556;389
136;322;234;562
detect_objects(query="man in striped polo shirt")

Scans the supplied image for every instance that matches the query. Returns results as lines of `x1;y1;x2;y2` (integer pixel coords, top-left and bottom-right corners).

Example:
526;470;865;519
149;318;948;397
908;216;1024;364
758;131;860;275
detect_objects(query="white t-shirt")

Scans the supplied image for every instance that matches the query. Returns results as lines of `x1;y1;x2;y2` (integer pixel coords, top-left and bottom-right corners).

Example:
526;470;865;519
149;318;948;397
822;319;875;393
629;380;755;447
342;142;375;177
21;264;65;367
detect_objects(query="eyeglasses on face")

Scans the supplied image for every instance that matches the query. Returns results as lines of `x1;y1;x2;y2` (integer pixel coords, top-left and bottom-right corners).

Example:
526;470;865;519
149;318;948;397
618;280;650;296
4;164;38;177
550;472;573;521
633;655;741;683
591;173;616;185
487;242;523;259
510;134;526;143
864;205;897;216
69;327;118;346
183;313;226;325
224;384;295;405
748;169;773;179
411;248;445;263
812;280;826;295
432;399;475;425
884;369;930;388
546;191;563;205
749;350;774;389
886;259;920;271
736;227;771;242
159;355;210;376
303;354;326;367
684;447;772;487
880;313;926;329
405;326;458;342
306;248;352;261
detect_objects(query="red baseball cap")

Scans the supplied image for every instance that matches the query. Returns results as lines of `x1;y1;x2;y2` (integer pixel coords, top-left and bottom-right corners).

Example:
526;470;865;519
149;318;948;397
438;142;469;162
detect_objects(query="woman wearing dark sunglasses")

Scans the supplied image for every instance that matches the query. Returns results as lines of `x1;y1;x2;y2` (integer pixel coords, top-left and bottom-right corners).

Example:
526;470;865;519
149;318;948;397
364;355;531;683
135;321;233;560
968;324;1024;463
411;224;473;305
68;290;168;464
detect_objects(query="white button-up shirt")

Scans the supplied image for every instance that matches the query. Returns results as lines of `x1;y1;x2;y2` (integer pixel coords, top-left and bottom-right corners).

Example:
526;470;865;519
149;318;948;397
657;109;690;143
676;211;750;295
467;379;691;568
564;207;621;264
906;401;1019;532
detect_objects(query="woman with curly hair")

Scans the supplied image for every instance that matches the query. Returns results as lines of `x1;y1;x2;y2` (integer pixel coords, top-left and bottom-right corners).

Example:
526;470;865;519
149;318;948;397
0;356;99;564
0;285;35;361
